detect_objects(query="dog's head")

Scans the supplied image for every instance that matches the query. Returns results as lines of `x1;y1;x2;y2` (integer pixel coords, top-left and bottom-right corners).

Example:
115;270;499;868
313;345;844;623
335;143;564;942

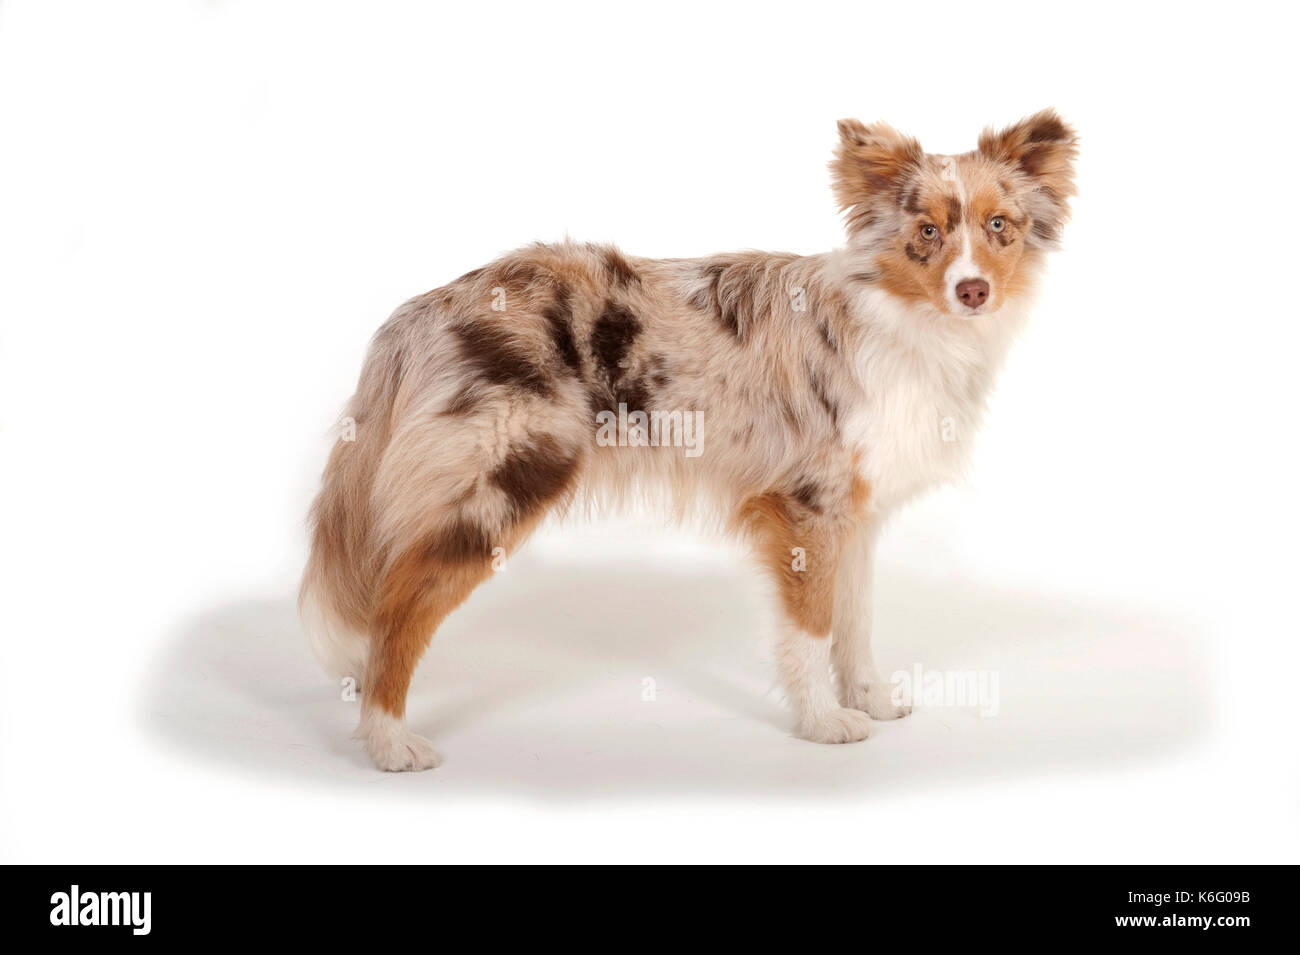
831;109;1077;317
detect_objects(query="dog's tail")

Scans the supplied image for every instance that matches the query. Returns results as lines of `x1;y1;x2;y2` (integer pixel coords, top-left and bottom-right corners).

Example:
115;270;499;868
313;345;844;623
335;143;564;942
300;403;396;682
299;325;410;684
299;566;369;682
299;453;373;681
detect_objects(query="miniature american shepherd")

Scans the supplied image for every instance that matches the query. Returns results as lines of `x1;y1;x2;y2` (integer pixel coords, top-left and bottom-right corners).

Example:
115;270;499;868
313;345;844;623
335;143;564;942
301;110;1078;770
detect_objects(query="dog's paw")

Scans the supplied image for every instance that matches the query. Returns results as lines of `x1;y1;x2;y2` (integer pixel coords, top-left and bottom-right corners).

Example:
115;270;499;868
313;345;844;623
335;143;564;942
798;706;874;744
843;682;912;721
368;729;441;772
360;714;442;772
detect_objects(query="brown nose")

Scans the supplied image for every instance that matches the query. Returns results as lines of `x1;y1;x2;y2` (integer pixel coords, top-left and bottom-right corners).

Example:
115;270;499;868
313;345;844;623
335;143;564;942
956;278;989;309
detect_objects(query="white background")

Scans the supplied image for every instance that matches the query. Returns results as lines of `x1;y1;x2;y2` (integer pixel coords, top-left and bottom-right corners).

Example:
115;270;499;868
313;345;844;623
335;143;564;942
1;1;1296;863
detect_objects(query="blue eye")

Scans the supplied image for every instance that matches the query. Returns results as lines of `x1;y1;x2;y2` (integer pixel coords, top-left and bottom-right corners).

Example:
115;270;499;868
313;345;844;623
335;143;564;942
989;217;1006;233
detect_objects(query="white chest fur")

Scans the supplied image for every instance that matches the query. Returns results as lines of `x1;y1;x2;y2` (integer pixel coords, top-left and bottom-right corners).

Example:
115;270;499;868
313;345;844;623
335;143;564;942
842;287;1027;512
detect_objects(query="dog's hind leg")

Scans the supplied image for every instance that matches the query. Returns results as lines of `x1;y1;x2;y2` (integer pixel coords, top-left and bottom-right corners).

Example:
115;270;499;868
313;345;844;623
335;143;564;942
358;529;494;771
358;418;583;771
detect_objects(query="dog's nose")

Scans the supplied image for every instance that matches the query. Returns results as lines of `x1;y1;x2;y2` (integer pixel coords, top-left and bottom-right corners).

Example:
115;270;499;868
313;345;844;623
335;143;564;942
955;278;989;309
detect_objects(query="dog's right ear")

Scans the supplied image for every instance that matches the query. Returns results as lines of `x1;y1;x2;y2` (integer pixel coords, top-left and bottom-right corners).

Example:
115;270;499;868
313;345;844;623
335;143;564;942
831;119;923;235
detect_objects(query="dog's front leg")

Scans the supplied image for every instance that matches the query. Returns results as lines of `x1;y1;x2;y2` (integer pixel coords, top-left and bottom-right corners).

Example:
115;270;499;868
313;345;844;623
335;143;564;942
739;491;872;743
778;619;875;743
832;519;910;720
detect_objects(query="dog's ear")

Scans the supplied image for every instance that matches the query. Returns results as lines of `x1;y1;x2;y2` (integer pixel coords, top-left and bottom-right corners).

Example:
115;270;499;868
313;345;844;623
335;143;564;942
978;109;1078;247
831;119;924;235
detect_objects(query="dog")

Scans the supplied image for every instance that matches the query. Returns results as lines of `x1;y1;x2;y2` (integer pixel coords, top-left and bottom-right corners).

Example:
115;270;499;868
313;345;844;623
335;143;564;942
300;110;1077;771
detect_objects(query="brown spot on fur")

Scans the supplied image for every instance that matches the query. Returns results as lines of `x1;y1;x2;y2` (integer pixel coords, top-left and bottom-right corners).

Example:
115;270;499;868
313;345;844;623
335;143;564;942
589;300;652;412
945;195;962;233
423;518;496;564
791;481;823;513
613;375;651;415
591;300;641;376
646;353;671;389
904;243;929;265
690;262;740;337
542;283;580;373
453;320;552;396
601;247;641;288
807;364;839;426
489;435;580;519
1025;115;1070;144
1031;217;1058;243
691;255;798;341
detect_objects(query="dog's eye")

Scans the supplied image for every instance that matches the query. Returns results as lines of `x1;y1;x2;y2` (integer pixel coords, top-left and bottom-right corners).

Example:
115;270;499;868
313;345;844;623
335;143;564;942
989;217;1006;233
920;225;938;241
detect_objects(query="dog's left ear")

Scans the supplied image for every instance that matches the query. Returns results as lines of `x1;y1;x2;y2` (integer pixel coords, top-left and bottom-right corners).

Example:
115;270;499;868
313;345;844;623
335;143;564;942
979;109;1078;246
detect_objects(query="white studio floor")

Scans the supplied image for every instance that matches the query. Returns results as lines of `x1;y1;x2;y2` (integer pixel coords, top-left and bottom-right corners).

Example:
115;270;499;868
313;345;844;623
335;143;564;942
79;500;1259;865
143;530;1210;802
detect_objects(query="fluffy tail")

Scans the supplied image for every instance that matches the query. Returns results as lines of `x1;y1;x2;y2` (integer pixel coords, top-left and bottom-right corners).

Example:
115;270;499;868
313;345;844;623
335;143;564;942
299;327;407;682
299;569;369;682
299;424;384;683
300;295;455;684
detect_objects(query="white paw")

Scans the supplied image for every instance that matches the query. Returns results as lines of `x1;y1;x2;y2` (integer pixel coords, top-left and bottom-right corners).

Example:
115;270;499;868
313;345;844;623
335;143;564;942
360;712;442;772
798;706;874;744
369;731;441;772
843;682;912;720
